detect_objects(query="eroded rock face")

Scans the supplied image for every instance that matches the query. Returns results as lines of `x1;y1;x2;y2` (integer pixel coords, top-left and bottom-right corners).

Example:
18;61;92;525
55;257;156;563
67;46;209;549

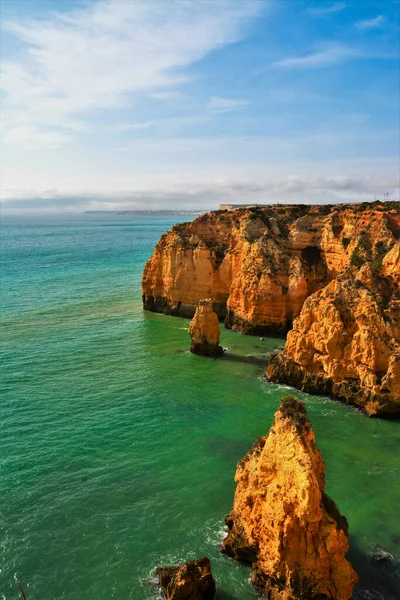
156;557;216;600
267;245;400;417
142;202;399;335
222;397;358;600
143;201;400;413
188;299;223;356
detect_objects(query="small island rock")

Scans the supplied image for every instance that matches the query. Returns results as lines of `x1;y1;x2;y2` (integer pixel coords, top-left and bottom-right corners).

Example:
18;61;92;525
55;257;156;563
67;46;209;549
156;556;216;600
222;396;358;600
188;299;223;356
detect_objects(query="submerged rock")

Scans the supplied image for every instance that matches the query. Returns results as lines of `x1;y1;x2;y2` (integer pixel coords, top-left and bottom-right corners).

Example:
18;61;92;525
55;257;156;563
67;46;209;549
188;299;223;357
221;396;358;600
156;556;216;600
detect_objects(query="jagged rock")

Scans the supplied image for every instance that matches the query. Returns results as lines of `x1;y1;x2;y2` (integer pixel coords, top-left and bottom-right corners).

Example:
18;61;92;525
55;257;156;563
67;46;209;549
156;557;216;600
142;202;399;335
267;252;400;417
221;396;358;600
188;299;223;356
142;201;400;414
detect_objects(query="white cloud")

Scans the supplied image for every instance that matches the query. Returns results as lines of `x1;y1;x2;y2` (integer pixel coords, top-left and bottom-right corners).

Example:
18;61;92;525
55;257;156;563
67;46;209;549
3;125;72;148
150;91;188;101
103;121;156;133
1;171;398;213
206;96;249;113
356;15;386;30
306;3;348;16
1;0;262;148
271;43;363;70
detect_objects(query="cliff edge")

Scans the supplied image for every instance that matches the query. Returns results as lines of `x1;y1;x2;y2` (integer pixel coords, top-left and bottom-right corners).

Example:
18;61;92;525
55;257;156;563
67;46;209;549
142;201;400;415
267;248;400;417
222;396;358;600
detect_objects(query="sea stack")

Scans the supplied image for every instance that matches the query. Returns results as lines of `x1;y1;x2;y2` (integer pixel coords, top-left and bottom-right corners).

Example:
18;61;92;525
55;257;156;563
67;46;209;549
188;299;223;357
222;396;358;600
142;202;400;415
156;557;216;600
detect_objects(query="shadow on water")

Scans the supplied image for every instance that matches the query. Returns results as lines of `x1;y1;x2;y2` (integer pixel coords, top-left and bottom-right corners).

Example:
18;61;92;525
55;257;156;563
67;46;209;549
221;352;270;369
349;536;400;600
174;348;270;369
206;434;253;462
216;591;245;600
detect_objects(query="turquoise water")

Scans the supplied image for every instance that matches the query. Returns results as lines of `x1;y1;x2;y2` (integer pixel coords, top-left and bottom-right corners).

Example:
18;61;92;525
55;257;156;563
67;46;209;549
1;215;399;600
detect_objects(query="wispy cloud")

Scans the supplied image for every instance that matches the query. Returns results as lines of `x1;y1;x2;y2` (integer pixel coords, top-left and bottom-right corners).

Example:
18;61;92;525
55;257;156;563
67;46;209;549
206;96;249;113
150;91;188;101
1;0;262;148
271;43;361;70
306;2;348;16
103;121;156;133
355;15;386;30
3;125;72;149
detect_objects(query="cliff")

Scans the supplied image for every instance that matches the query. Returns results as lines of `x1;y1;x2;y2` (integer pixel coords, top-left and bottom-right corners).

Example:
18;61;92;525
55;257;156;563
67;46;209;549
188;299;223;356
142;202;399;335
222;396;358;600
142;201;400;415
267;249;400;417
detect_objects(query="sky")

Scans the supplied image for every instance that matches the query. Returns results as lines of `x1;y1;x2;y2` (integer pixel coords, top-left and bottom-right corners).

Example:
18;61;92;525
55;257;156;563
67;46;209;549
1;0;399;213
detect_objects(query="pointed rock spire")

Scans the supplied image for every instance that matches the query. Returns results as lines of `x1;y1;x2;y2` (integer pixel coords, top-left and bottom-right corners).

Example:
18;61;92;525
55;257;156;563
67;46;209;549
222;396;358;600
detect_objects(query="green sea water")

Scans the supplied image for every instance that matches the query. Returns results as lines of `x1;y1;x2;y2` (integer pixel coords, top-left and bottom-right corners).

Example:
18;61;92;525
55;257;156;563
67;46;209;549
1;215;399;600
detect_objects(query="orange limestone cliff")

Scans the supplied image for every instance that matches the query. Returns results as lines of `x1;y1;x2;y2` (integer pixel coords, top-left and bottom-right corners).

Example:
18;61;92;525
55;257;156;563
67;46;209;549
156;557;216;600
267;242;400;418
222;397;358;600
188;299;223;356
142;202;399;335
142;201;400;415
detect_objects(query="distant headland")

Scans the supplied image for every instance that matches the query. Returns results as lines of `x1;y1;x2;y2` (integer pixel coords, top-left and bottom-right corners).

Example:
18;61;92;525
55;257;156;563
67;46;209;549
84;209;207;216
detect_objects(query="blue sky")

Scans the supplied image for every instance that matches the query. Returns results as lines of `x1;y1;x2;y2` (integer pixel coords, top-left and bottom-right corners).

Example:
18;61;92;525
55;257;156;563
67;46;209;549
1;0;399;212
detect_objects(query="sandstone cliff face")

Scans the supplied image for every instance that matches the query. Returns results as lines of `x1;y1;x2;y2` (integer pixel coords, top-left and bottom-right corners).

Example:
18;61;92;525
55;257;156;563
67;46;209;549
267;243;400;417
156;557;216;600
143;201;400;414
142;203;399;335
188;299;223;356
222;397;358;600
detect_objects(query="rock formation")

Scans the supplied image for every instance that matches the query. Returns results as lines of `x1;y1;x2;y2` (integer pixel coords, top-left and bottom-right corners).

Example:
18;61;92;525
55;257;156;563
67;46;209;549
222;396;358;600
267;243;400;417
156;557;216;600
142;201;400;415
142;202;399;334
188;299;223;356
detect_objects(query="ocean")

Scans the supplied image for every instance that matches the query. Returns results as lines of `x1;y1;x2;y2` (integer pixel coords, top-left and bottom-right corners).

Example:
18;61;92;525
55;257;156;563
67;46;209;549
1;214;399;600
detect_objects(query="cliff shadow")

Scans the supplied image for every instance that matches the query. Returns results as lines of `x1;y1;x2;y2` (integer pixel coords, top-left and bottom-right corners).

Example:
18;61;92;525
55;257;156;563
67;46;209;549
216;591;243;600
220;351;270;369
348;535;400;600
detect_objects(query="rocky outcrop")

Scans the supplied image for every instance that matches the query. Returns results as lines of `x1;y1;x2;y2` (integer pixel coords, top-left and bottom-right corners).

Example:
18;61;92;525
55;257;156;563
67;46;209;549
142;201;400;414
267;243;400;417
188;299;223;356
156;557;216;600
142;202;399;335
222;396;358;600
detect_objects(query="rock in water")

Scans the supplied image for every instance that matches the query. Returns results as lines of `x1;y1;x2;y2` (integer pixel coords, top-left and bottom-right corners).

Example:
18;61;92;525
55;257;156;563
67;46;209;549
156;556;216;600
142;202;400;414
188;299;223;357
222;396;358;600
